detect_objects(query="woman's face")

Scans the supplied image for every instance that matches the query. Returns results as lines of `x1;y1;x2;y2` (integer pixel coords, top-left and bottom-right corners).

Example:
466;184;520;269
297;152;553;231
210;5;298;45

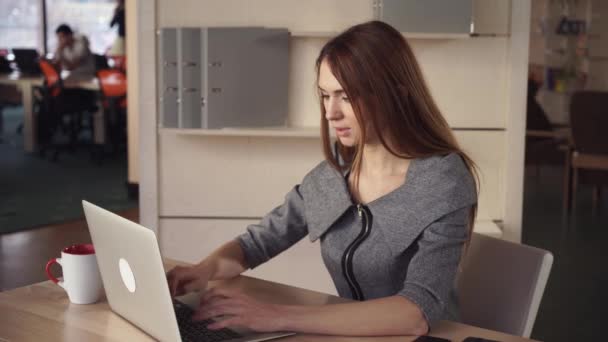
318;59;361;147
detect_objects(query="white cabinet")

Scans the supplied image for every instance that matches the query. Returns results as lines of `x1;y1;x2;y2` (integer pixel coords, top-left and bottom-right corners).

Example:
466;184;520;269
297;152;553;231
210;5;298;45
377;0;474;35
158;133;323;217
470;0;511;35
157;0;510;36
158;129;505;222
158;0;374;33
454;130;505;221
249;0;374;34
144;3;529;293
376;0;510;36
158;0;251;27
411;37;509;128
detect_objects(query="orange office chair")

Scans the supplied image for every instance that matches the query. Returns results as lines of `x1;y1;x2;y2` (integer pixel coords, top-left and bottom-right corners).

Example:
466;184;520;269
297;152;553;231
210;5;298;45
108;55;126;71
97;68;127;104
37;59;63;151
39;59;62;95
97;68;127;155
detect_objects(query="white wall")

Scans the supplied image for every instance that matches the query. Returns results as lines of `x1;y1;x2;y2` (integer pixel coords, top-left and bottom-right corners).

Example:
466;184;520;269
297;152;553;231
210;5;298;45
128;0;158;231
135;0;529;293
504;0;531;242
125;0;139;185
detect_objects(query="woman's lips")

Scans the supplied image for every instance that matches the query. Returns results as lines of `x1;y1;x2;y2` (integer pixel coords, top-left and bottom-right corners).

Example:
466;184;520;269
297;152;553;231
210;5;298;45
334;127;351;137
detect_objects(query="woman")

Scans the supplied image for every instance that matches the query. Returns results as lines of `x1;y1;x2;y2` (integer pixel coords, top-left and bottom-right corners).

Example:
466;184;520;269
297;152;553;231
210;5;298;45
167;20;478;336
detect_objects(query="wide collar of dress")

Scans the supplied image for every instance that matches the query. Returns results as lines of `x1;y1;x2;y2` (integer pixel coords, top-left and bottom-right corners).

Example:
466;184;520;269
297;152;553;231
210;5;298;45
304;154;475;250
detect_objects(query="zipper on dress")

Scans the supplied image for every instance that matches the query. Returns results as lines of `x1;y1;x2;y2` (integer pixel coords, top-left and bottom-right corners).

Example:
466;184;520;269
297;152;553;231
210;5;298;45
341;204;372;301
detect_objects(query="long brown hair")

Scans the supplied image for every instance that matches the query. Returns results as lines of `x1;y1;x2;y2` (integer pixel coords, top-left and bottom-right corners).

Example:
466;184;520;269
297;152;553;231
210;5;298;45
316;20;479;240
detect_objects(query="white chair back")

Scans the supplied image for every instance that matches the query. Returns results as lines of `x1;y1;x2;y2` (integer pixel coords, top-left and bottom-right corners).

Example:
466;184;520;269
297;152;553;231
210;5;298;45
457;233;553;337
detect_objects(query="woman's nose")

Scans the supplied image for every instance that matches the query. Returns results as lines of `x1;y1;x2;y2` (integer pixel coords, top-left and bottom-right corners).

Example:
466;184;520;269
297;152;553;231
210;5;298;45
325;98;342;120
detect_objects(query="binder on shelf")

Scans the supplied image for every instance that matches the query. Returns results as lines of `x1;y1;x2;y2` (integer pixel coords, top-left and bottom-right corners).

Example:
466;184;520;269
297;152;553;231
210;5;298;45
158;28;178;128
158;27;290;129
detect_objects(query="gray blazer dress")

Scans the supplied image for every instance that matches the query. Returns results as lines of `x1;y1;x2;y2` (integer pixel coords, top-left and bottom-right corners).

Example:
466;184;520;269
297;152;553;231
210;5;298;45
237;153;477;325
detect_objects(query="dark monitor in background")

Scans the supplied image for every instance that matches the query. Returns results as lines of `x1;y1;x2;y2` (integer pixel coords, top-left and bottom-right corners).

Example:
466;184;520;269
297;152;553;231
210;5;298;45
0;56;11;74
11;48;41;75
0;49;11;74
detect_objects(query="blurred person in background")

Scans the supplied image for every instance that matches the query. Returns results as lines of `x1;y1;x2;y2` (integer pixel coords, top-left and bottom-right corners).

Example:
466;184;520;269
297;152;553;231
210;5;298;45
108;0;125;56
53;23;95;79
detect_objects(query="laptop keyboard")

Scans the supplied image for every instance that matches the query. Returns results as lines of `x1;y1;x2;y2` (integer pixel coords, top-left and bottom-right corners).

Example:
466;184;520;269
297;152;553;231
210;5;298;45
174;300;243;342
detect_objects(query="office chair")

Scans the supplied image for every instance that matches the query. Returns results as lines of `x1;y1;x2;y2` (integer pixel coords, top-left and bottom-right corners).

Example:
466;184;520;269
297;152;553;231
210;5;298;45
38;59;97;160
525;78;569;179
568;91;608;213
96;68;127;157
457;233;553;338
0;84;22;143
107;55;126;71
93;54;109;71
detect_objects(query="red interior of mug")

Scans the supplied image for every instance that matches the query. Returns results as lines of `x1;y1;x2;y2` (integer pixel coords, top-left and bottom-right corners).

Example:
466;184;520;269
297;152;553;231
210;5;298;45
63;244;95;255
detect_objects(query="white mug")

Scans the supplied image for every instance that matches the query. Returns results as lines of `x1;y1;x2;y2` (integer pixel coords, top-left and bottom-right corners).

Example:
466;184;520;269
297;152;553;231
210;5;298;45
45;244;103;304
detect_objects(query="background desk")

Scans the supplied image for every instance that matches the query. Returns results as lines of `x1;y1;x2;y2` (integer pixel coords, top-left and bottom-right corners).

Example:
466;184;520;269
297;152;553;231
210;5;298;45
0;72;101;153
0;259;538;342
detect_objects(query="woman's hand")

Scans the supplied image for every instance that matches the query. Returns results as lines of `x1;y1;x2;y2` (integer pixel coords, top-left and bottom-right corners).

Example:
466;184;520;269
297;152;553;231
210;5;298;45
166;264;212;297
193;287;287;332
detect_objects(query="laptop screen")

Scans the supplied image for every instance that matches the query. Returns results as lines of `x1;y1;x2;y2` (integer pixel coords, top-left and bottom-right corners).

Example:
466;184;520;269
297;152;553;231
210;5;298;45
11;48;41;74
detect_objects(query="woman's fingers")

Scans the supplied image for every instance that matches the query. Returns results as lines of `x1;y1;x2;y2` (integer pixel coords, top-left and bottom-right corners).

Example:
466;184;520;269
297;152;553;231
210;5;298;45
192;293;282;333
200;293;232;308
167;266;187;295
200;286;221;303
193;295;244;320
207;316;242;330
183;277;208;293
167;270;182;296
167;266;201;297
200;287;240;304
192;301;242;321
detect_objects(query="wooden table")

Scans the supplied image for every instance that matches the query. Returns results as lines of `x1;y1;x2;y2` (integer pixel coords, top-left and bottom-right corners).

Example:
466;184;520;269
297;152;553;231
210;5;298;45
0;259;538;342
0;71;101;153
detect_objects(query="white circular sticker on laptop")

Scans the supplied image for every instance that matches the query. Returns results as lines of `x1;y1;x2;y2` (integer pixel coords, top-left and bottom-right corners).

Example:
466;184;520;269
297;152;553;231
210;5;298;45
119;258;136;293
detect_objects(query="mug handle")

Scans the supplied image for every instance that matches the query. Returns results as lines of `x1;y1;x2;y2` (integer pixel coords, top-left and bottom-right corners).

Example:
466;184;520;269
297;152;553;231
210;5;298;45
45;258;65;289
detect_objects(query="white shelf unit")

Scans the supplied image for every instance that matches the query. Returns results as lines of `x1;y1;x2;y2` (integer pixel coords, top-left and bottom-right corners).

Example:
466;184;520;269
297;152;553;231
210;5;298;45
159;126;321;138
134;0;530;295
291;31;472;39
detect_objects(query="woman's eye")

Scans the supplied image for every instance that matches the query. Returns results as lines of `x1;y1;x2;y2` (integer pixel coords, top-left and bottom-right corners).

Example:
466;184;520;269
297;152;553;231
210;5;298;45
321;94;329;100
342;97;350;103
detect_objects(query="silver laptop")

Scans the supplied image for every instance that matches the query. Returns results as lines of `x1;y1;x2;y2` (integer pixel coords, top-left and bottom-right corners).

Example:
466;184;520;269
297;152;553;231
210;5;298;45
82;200;295;342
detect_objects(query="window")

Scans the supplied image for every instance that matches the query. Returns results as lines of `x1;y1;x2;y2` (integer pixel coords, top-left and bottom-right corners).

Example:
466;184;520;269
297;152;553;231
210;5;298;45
0;0;43;51
46;0;117;55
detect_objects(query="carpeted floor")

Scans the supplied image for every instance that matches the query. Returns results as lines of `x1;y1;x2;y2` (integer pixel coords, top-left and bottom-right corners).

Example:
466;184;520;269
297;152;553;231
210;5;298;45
0;106;137;234
522;164;608;342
